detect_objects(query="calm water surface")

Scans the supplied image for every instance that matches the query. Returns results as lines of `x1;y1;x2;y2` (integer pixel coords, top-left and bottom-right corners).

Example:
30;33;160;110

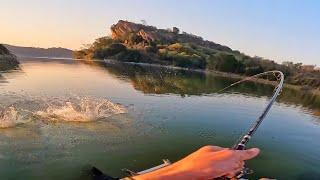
0;58;319;180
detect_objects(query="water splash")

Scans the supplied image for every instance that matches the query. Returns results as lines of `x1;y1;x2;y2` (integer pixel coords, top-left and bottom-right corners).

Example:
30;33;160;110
0;106;23;128
0;95;127;128
35;97;126;122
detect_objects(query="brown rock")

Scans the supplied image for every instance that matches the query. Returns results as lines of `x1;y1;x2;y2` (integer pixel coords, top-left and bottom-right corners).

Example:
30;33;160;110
109;20;234;53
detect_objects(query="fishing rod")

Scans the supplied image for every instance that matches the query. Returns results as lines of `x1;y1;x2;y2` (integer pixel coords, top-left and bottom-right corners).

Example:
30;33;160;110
91;71;285;180
221;71;284;151
216;70;284;179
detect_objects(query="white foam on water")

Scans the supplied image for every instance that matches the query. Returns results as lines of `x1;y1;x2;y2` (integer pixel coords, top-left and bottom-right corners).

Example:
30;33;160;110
0;95;127;128
35;97;126;122
0;106;23;128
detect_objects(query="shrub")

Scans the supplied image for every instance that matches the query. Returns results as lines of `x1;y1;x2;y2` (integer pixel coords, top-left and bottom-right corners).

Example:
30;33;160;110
168;43;183;51
73;50;87;59
94;43;127;59
207;53;243;73
145;45;157;53
244;66;264;75
113;49;143;62
92;37;115;49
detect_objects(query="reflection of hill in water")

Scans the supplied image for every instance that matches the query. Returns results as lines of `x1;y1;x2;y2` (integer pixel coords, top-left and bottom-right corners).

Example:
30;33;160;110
97;62;320;117
1;60;319;118
280;87;320;116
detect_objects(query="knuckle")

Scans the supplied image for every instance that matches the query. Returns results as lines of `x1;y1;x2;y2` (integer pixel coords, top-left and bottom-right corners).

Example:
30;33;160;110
200;145;213;152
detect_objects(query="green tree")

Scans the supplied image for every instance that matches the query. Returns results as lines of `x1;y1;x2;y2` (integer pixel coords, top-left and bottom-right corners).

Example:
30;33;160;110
207;53;243;73
93;43;127;59
114;49;143;62
92;36;115;49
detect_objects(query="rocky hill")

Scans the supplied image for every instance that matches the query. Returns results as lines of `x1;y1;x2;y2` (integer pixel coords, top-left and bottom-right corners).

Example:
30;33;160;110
110;20;234;53
74;20;320;89
0;44;19;71
74;20;242;69
4;44;73;58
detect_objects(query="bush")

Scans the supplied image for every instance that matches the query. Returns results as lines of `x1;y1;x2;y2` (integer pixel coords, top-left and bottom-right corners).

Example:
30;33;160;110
168;43;183;51
244;66;264;75
161;53;206;69
207;53;243;73
108;43;127;53
92;37;115;49
73;50;86;59
145;45;157;53
93;43;127;59
113;49;143;62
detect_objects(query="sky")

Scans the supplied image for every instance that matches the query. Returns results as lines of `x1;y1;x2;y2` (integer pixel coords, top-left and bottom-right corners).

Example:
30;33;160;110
1;0;319;66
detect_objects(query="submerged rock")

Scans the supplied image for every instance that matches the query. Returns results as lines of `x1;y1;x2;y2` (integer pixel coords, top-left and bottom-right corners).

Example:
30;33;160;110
0;44;19;71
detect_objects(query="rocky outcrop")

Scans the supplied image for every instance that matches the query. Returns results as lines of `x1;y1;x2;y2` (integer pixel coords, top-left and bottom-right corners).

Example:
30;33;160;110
0;44;19;71
110;20;234;53
112;20;156;41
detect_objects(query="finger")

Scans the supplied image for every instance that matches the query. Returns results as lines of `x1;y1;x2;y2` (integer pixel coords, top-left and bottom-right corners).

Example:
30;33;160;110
235;161;244;169
225;162;244;178
226;172;237;178
226;168;243;178
237;148;260;160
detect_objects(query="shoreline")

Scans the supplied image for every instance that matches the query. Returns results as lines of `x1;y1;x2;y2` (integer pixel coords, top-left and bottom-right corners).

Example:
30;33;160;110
16;57;320;96
102;59;320;95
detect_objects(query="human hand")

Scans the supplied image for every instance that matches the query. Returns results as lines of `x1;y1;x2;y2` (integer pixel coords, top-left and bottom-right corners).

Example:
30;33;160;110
132;145;260;180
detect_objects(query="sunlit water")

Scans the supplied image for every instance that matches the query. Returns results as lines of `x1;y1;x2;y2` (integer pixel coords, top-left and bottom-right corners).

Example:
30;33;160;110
0;58;319;180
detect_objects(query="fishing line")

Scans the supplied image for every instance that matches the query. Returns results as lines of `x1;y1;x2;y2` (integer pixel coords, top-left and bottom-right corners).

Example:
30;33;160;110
216;71;284;150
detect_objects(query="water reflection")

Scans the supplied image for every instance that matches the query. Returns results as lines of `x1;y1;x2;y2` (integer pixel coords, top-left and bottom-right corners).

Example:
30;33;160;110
95;61;320;118
0;59;319;119
0;59;319;179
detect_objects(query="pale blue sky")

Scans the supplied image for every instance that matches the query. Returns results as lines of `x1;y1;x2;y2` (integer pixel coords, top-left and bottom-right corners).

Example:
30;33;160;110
1;0;319;66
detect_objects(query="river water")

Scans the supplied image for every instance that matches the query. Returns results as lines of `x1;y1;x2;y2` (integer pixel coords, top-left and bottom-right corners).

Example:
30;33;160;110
0;58;319;179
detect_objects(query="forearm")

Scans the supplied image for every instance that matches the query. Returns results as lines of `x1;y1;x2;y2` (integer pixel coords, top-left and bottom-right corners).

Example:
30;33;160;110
128;146;259;180
131;163;189;180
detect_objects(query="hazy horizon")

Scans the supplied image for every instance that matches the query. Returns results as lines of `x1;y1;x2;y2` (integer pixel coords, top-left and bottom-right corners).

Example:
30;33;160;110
1;0;319;66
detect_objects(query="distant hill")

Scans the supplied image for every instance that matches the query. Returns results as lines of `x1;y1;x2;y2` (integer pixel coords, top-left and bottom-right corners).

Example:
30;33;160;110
4;44;72;58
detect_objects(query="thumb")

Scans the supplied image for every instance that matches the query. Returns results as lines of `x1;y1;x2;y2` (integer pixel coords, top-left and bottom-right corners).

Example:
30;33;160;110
237;148;260;160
